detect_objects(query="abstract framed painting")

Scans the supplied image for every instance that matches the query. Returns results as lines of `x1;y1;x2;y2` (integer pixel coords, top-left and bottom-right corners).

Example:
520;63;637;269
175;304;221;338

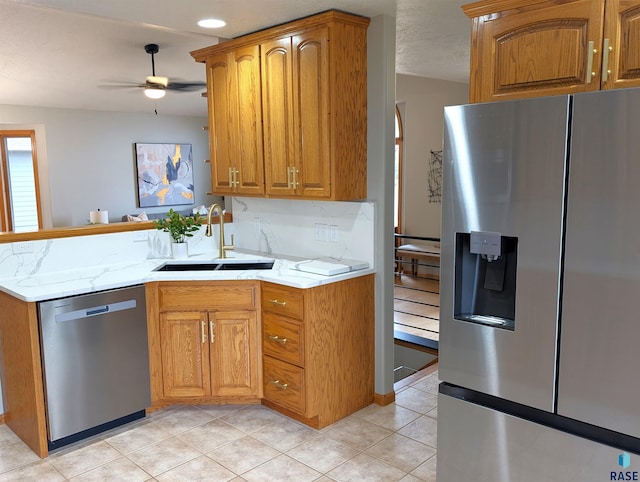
134;143;195;207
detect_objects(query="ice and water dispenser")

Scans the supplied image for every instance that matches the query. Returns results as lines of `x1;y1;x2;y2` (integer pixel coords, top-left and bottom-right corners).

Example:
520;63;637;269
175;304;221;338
454;231;518;330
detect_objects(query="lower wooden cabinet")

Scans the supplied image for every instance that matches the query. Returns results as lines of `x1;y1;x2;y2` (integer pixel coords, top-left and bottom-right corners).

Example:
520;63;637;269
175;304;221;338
146;281;262;405
146;276;374;428
261;275;375;429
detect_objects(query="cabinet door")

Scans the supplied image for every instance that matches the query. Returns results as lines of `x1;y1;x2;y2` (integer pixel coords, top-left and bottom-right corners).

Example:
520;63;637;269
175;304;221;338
468;0;605;102
206;52;235;194
292;28;331;198
207;48;264;195
160;311;210;398
602;0;640;90
208;310;260;397
262;38;296;197
233;45;265;195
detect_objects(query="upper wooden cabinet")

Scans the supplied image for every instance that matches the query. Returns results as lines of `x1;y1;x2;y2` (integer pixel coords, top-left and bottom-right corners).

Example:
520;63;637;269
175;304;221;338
192;10;369;200
463;0;640;103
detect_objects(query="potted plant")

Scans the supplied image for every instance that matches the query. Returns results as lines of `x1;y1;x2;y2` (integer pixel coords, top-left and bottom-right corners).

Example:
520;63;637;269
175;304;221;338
153;208;202;258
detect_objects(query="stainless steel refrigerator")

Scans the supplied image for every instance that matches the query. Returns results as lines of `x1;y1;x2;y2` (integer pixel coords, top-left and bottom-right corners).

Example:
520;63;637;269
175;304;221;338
439;88;640;481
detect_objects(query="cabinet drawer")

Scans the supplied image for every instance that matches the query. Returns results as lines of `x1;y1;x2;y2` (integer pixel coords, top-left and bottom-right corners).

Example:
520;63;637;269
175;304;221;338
263;313;304;367
261;283;303;319
159;283;257;311
263;356;305;414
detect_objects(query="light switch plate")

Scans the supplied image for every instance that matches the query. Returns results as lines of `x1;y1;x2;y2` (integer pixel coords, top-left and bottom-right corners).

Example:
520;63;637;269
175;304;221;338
12;241;34;254
330;225;339;242
315;223;329;242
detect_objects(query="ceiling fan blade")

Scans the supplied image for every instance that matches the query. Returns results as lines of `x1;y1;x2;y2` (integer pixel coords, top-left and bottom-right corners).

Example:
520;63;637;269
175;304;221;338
98;82;146;90
166;81;206;91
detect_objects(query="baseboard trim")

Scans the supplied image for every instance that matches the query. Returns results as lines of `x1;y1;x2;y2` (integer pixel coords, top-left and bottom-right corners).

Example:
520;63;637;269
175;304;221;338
374;391;396;406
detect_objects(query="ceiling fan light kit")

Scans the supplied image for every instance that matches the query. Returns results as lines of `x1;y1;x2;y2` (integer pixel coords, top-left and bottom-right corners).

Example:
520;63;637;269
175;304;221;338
144;87;165;99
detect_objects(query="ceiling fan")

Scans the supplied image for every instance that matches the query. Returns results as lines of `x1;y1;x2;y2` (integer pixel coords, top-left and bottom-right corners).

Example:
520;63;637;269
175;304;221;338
101;44;206;99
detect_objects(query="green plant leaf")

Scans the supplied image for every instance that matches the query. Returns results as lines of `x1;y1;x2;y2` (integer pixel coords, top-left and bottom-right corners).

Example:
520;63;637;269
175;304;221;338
153;208;202;243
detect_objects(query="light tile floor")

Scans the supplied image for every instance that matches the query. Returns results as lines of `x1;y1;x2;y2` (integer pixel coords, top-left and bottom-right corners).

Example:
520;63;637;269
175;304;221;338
0;369;438;481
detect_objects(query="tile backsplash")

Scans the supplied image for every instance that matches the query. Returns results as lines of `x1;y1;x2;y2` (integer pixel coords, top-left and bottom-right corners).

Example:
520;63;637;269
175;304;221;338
231;197;375;267
0;198;375;279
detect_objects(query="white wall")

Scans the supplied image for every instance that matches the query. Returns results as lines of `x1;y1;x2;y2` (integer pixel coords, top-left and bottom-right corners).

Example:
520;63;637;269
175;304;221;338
0;105;217;227
396;74;468;238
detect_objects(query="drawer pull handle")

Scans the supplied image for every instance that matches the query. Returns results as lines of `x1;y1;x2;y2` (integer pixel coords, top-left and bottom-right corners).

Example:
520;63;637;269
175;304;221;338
268;335;288;344
210;321;215;345
201;320;207;344
268;299;287;307
270;379;289;390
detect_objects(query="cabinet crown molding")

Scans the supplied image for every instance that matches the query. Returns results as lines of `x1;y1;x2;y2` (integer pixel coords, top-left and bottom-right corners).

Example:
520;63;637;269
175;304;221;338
191;9;370;62
463;0;562;18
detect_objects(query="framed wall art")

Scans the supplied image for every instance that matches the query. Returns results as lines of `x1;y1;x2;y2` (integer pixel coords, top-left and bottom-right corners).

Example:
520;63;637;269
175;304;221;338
134;142;195;208
428;149;443;204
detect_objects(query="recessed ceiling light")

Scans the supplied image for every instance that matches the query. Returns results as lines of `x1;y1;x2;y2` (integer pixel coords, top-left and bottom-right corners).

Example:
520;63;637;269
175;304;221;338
198;18;226;29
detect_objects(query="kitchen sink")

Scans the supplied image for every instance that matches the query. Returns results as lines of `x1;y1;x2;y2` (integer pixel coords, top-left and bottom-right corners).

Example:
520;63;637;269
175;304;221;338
155;260;274;271
215;261;274;270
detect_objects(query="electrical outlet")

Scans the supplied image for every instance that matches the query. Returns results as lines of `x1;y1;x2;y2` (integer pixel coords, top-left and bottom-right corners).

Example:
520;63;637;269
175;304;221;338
132;231;148;242
315;223;329;242
12;241;34;254
330;225;339;242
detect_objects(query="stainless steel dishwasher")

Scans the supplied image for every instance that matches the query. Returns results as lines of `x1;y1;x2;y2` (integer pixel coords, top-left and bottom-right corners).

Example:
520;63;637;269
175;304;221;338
38;284;151;450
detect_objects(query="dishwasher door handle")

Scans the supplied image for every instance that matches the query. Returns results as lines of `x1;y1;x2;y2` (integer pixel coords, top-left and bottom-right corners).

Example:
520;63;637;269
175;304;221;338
86;305;109;316
54;299;137;323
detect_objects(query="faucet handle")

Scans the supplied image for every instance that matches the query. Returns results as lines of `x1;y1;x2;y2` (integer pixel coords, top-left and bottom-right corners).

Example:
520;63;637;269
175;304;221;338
223;234;235;254
222;234;235;257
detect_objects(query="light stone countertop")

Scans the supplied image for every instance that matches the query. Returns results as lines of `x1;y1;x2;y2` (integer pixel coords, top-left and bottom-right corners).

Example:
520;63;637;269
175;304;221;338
0;250;374;302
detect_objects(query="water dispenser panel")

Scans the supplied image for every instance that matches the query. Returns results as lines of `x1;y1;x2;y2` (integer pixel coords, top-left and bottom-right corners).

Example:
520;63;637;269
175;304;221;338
454;233;518;330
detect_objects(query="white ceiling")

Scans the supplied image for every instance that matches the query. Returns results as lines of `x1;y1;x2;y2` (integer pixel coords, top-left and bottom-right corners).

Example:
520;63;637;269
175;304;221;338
0;0;471;117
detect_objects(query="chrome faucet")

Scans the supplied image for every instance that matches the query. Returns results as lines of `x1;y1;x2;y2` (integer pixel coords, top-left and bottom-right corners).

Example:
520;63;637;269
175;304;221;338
205;203;234;259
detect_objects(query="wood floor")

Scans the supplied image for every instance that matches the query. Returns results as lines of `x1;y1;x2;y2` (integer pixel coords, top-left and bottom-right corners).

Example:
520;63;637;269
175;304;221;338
393;274;440;350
